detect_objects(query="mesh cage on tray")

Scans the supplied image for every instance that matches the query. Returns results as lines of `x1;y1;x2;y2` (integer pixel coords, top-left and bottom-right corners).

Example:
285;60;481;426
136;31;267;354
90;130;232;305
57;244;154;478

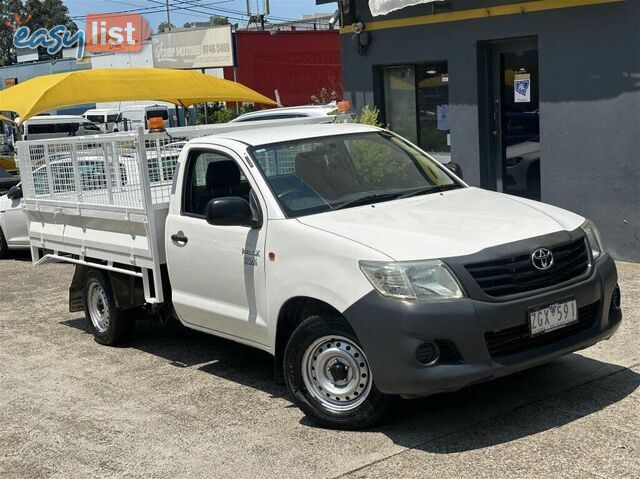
19;134;147;210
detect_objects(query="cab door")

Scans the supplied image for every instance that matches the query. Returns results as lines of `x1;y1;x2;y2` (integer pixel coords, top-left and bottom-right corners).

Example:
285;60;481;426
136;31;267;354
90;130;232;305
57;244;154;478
165;147;269;346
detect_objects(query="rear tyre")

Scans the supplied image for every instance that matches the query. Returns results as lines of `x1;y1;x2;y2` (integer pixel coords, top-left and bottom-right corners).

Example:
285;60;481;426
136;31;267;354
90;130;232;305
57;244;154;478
0;227;7;259
284;314;391;430
83;269;134;345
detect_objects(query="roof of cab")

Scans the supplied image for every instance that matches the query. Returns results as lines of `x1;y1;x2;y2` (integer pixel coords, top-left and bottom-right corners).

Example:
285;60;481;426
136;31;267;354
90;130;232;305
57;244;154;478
198;123;382;148
231;104;336;122
83;108;120;115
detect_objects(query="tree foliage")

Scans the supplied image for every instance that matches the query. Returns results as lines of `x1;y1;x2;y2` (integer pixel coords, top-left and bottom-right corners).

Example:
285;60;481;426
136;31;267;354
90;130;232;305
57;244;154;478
183;16;229;29
195;103;255;125
0;0;76;65
356;105;382;127
352;105;412;186
211;16;229;26
157;21;174;33
310;87;338;105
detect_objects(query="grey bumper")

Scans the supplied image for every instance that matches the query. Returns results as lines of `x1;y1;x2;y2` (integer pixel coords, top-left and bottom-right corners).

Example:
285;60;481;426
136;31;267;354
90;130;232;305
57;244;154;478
343;254;621;397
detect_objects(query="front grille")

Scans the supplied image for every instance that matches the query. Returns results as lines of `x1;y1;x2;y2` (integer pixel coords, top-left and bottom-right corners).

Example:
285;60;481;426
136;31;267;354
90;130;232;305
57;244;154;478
465;238;589;297
485;301;600;358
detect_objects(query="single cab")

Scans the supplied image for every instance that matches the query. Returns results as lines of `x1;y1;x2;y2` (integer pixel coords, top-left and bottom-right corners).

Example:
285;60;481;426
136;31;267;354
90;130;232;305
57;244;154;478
16;119;621;429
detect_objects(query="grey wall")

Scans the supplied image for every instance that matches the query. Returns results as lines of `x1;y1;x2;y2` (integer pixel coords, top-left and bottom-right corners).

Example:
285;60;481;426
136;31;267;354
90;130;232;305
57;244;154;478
341;0;640;261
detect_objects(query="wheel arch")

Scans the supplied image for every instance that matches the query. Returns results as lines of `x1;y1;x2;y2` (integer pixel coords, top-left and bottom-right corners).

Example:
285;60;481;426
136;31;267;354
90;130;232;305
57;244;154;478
69;265;145;313
274;296;344;383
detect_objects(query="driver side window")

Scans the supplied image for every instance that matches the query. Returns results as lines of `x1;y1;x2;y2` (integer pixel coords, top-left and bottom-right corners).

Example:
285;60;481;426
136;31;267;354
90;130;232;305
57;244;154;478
183;150;250;218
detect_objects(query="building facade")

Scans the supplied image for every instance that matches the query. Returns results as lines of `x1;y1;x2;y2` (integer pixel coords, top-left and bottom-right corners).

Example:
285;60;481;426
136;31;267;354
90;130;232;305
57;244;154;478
224;30;342;106
325;0;639;261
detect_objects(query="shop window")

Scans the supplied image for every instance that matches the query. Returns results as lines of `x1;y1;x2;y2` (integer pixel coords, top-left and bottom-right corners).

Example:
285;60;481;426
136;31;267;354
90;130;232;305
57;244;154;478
382;66;418;144
381;62;451;162
416;63;450;163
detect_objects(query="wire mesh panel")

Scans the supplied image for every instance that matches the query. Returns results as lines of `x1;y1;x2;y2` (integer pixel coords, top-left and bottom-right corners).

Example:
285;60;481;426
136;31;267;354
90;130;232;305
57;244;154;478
17;117;333;212
19;134;146;210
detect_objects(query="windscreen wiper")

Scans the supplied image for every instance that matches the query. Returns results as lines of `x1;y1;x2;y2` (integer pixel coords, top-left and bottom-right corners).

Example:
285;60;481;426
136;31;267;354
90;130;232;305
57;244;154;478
333;192;401;211
396;184;463;200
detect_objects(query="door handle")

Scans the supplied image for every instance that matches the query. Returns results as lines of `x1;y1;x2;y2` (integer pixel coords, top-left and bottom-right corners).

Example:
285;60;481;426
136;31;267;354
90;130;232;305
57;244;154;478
171;233;188;245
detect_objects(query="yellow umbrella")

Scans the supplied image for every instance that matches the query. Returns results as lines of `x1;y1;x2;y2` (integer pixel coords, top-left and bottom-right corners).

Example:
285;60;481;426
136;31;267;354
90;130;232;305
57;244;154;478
0;68;277;124
0;114;14;124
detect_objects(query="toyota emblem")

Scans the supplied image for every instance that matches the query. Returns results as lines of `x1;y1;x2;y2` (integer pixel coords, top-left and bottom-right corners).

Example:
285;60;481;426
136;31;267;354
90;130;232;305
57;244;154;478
531;248;554;271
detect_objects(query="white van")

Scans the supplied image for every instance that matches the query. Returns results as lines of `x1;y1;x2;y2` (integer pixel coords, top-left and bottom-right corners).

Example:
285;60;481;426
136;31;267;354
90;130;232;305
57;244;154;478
83;109;123;133
21;115;104;141
121;105;170;131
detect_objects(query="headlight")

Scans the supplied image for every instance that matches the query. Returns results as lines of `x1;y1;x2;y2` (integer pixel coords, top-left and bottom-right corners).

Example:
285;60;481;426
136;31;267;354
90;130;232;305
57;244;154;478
359;260;465;300
581;219;604;260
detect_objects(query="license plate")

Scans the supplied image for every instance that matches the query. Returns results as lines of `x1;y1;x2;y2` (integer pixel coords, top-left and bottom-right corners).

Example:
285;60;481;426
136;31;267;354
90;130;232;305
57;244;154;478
529;299;578;336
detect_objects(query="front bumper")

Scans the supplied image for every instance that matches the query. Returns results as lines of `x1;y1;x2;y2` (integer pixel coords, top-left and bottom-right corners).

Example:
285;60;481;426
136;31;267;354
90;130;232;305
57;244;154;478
343;254;621;397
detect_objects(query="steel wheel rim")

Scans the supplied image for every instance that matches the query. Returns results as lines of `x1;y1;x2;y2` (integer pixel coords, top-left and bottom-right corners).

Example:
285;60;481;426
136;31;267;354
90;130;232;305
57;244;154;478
302;335;372;412
88;282;110;333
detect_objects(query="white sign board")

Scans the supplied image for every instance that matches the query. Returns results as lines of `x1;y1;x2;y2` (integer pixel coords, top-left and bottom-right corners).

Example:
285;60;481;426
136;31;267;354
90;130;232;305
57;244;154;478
514;73;532;103
16;47;38;63
369;0;444;16
152;26;235;69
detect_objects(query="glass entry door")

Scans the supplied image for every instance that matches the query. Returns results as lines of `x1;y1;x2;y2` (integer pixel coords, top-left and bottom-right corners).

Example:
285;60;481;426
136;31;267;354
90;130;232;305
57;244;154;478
485;38;541;200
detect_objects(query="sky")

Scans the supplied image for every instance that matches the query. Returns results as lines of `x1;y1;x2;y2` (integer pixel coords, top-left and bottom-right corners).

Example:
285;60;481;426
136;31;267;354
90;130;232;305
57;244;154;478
64;0;336;30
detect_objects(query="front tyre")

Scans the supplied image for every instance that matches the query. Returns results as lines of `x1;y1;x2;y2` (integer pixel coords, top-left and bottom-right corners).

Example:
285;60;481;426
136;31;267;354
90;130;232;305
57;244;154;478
83;269;134;345
284;314;391;430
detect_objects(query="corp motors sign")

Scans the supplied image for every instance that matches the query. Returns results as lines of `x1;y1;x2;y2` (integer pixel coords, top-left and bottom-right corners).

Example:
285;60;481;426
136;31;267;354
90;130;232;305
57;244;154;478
152;25;235;69
10;13;151;60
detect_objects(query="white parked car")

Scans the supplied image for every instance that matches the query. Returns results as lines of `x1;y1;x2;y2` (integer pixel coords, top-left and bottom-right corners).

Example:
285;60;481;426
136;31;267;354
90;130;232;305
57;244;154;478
0;184;28;257
20;115;104;141
16;120;622;429
231;104;337;123
83;108;123;133
121;104;171;130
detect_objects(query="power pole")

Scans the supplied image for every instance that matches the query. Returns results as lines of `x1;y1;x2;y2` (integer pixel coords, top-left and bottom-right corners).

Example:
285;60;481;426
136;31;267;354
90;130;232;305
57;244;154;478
165;0;171;28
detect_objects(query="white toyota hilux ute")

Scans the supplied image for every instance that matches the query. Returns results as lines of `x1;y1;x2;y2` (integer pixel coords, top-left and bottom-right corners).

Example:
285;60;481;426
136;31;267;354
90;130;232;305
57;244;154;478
16;119;621;429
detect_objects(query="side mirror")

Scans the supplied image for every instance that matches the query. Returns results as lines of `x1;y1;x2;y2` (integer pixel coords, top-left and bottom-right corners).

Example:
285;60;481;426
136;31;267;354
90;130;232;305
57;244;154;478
206;197;255;227
7;184;22;200
444;162;463;179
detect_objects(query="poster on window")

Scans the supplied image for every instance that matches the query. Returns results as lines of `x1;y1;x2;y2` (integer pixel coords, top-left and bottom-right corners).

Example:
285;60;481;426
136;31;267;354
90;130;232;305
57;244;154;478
437;105;449;131
514;73;531;103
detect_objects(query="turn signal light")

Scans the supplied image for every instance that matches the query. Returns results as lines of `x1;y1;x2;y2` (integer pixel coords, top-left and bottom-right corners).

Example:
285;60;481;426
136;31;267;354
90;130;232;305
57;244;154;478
337;100;351;113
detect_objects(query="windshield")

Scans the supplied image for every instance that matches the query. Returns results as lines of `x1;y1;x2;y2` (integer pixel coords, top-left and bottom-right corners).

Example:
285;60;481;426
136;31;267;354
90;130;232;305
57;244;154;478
82;122;103;133
250;131;461;218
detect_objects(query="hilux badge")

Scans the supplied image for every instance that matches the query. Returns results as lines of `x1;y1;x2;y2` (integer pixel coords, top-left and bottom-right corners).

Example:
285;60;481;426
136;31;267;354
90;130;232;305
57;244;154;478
531;248;554;271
